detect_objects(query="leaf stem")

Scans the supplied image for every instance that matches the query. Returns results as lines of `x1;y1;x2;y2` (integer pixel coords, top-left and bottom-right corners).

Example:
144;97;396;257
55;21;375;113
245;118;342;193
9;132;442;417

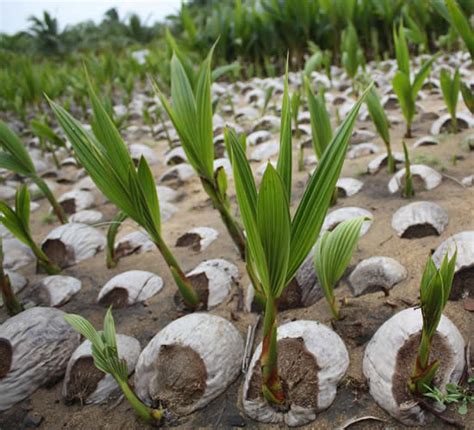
32;176;68;224
261;297;285;405
117;379;164;424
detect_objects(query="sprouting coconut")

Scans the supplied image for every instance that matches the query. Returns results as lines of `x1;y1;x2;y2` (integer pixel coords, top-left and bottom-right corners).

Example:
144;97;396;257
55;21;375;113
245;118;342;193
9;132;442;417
363;252;465;426
62;334;141;405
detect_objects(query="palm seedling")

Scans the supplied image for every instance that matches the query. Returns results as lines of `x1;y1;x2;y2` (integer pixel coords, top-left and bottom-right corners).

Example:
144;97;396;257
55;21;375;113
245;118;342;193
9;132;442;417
409;251;457;395
0;237;24;316
226;85;370;405
313;217;366;320
261;86;275;117
154;47;247;260
366;86;395;173
65;308;164;425
392;22;438;137
305;78;338;204
435;0;474;61
105;211;128;268
440;67;461;133
0;185;60;275
0;122;68;224
48;82;201;310
460;82;474;114
30;117;67;168
341;23;365;94
402;141;414;198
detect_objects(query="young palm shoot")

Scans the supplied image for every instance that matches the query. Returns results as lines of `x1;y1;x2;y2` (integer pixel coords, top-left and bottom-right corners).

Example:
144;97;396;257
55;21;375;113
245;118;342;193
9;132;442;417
313;217;366;320
155;48;247;260
305;78;338;204
65;308;164;425
48;84;201;310
402;141;414;198
440;67;461;133
30;118;66;168
366;86;395;173
341;23;365;95
0;185;60;275
392;22;438;137
227;85;370;406
0;237;24;316
106;211;128;268
444;0;474;61
0;122;68;224
460;82;474;114
409;251;457;395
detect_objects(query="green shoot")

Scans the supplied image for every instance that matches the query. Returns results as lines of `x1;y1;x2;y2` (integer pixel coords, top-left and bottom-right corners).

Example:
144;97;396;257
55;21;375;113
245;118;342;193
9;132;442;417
409;251;457;395
0;185;60;275
444;0;474;61
402;141;414;198
341;23;365;93
106;211;128;268
227;84;370;406
313;217;366;320
460;82;474;114
0;121;68;224
392;22;438;137
48;81;201;310
261;86;275;116
155;47;247;260
65;309;164;424
440;67;461;133
30;117;66;168
366;86;395;173
0;237;24;315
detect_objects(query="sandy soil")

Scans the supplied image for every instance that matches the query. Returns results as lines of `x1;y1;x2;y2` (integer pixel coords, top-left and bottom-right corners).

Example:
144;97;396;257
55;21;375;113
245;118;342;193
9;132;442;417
0;82;473;430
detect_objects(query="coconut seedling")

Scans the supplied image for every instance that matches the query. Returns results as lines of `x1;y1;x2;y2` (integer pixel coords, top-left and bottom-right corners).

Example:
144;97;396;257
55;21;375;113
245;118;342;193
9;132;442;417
106;211;128;268
460;82;474;114
402;141;414;198
30;117;66;168
0;121;68;224
440;67;461;133
65;308;164;425
227;84;369;405
341;23;365;94
0;237;23;316
48;82;202;310
442;0;474;61
408;251;457;396
392;22;438;137
0;185;60;275
155;48;247;260
313;217;366;320
365;86;395;173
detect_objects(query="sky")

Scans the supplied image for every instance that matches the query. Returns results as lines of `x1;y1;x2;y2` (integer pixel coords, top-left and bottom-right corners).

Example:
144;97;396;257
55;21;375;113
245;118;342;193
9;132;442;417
0;0;182;35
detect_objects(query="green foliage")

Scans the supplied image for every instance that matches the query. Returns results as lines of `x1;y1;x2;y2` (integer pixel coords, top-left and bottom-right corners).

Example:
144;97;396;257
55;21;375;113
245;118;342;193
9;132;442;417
0;121;68;223
341;23;365;81
460;82;474;114
402;141;414;198
365;86;394;172
440;67;461;132
0;237;24;315
106;211;128;268
0;186;60;275
156;47;247;259
49;79;200;308
424;380;474;416
65;309;164;423
313;217;366;319
392;23;438;137
445;0;474;60
305;79;332;161
409;251;457;395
